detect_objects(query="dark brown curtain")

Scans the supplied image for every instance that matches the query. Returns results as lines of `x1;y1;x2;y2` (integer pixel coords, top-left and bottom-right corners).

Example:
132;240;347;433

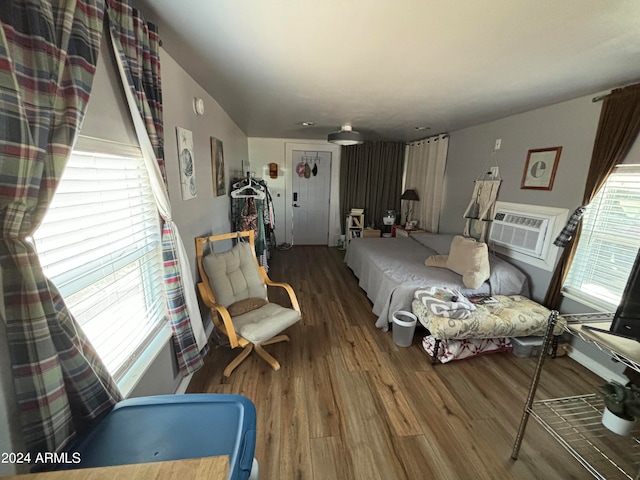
544;83;640;309
339;142;405;231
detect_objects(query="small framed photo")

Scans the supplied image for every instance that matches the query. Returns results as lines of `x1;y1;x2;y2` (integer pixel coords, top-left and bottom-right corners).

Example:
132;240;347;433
520;146;562;190
211;136;226;197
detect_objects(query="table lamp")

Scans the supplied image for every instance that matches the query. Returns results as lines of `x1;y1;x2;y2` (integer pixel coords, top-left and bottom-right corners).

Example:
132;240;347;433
401;189;420;228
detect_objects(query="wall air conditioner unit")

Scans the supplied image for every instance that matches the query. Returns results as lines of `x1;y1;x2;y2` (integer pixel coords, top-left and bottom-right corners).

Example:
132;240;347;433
489;212;549;258
488;202;569;272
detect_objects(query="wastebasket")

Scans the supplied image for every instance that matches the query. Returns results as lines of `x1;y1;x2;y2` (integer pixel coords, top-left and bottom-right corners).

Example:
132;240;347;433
392;311;417;347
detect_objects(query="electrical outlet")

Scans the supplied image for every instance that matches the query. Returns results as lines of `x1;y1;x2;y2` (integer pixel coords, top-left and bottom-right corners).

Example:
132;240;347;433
490;167;499;178
494;138;502;150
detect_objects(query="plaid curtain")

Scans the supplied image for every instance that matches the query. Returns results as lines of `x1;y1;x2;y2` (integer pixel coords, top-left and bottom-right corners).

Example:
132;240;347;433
106;1;205;375
0;0;121;457
162;224;207;372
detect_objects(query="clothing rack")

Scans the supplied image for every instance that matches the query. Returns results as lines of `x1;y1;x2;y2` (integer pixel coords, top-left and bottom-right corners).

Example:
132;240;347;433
229;173;276;270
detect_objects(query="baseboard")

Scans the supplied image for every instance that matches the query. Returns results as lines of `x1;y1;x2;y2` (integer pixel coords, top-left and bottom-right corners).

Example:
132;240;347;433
567;348;628;384
175;373;193;394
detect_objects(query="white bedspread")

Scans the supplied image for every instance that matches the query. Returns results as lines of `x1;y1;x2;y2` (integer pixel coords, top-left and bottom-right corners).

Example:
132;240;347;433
344;233;530;330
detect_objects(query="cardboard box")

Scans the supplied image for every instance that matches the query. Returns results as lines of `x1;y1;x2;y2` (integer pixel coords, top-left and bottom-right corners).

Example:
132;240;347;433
363;229;381;238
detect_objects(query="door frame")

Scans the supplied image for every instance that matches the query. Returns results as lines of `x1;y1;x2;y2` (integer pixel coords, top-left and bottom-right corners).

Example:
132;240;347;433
285;142;341;246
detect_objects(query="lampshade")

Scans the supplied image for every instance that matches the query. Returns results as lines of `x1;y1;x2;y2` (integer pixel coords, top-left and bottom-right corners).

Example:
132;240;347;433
401;189;420;201
328;125;363;146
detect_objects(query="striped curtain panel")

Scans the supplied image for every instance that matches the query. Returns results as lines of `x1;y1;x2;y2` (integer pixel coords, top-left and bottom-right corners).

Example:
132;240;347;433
0;0;122;457
106;0;207;375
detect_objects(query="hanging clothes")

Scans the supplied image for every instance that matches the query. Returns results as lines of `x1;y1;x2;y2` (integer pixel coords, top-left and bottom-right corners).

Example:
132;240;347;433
230;175;276;270
239;197;259;231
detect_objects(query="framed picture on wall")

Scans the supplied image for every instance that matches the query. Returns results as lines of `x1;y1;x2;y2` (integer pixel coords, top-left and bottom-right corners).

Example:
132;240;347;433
521;146;562;190
211;136;226;197
176;127;197;200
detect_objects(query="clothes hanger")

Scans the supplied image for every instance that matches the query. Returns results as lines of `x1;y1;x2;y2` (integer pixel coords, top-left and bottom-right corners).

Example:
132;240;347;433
231;184;265;199
231;174;266;199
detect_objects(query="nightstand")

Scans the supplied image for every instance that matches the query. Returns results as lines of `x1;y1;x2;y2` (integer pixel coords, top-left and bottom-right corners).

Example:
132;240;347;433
392;225;428;237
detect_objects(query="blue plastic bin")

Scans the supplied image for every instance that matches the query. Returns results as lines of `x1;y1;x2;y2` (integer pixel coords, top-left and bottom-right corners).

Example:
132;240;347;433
61;394;256;480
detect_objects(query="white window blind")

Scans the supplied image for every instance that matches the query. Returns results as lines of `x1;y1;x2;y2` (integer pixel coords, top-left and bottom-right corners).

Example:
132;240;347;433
33;149;166;381
563;164;640;311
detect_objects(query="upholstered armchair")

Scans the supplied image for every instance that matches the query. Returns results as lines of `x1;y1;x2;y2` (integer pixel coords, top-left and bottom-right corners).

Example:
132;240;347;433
195;231;301;376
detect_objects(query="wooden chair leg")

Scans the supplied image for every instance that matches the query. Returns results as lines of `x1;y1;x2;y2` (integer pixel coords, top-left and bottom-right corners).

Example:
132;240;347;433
254;344;281;371
261;334;290;346
224;344;254;377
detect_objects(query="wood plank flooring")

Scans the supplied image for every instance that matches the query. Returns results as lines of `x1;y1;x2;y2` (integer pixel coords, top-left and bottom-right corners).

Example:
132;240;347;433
188;246;604;479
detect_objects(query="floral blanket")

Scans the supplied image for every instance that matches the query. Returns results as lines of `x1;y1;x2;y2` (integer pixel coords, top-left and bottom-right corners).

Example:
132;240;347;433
412;294;565;340
422;336;512;364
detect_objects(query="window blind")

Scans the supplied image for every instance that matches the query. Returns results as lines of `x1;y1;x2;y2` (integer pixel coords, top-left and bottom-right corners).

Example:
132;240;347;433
33;150;166;380
563;164;640;311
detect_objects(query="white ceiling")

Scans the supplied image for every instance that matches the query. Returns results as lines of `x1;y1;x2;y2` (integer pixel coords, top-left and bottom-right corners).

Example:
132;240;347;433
133;0;640;142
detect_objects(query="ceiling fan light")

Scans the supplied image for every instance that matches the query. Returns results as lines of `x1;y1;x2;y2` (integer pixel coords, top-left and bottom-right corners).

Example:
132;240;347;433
328;125;363;146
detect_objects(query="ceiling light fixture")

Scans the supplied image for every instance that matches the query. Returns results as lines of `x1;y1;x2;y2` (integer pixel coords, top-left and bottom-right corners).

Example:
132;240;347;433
328;124;363;146
300;121;315;126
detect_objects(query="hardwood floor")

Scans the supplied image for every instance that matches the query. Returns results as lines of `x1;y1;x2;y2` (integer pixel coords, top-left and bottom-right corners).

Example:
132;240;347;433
188;246;603;479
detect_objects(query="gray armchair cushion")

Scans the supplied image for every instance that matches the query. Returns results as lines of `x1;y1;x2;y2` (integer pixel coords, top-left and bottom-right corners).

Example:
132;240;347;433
203;241;267;307
232;303;300;344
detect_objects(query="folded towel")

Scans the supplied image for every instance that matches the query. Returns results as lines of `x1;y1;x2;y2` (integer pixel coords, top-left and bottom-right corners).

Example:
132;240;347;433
415;287;476;319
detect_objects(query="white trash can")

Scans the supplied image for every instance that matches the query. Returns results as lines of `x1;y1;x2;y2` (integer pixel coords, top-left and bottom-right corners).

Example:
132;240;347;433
392;311;417;347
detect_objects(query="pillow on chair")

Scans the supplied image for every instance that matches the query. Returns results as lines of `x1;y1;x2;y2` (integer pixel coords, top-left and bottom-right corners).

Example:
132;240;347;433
228;297;268;316
425;235;490;289
203;241;267;307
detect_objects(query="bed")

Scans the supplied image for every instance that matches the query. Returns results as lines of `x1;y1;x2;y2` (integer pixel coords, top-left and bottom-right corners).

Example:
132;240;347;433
344;233;530;330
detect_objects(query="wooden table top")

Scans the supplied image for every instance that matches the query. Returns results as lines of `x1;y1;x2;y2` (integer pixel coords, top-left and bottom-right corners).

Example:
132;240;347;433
6;456;229;480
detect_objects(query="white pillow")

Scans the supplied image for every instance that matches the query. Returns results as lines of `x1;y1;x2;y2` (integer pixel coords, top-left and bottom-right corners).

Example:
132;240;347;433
424;235;490;289
446;235;490;289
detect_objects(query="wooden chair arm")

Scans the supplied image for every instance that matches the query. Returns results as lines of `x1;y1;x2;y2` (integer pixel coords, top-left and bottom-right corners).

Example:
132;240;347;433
262;275;301;313
197;282;240;348
197;281;216;308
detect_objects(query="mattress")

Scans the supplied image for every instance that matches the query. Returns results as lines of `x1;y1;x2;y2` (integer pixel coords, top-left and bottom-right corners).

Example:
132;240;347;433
344;233;530;330
412;294;566;340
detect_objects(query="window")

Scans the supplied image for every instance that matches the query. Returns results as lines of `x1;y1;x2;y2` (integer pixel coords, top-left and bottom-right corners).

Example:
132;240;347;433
563;165;640;311
32;146;167;381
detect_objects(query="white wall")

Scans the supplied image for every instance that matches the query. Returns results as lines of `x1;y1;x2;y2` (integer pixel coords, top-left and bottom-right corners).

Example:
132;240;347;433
2;26;249;457
160;50;248;274
442;93;602;301
248;138;342;246
73;35;247;397
125;48;248;397
442;90;634;381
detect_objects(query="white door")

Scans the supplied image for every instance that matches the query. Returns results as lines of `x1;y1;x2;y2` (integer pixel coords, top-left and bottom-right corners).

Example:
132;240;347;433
291;150;331;244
